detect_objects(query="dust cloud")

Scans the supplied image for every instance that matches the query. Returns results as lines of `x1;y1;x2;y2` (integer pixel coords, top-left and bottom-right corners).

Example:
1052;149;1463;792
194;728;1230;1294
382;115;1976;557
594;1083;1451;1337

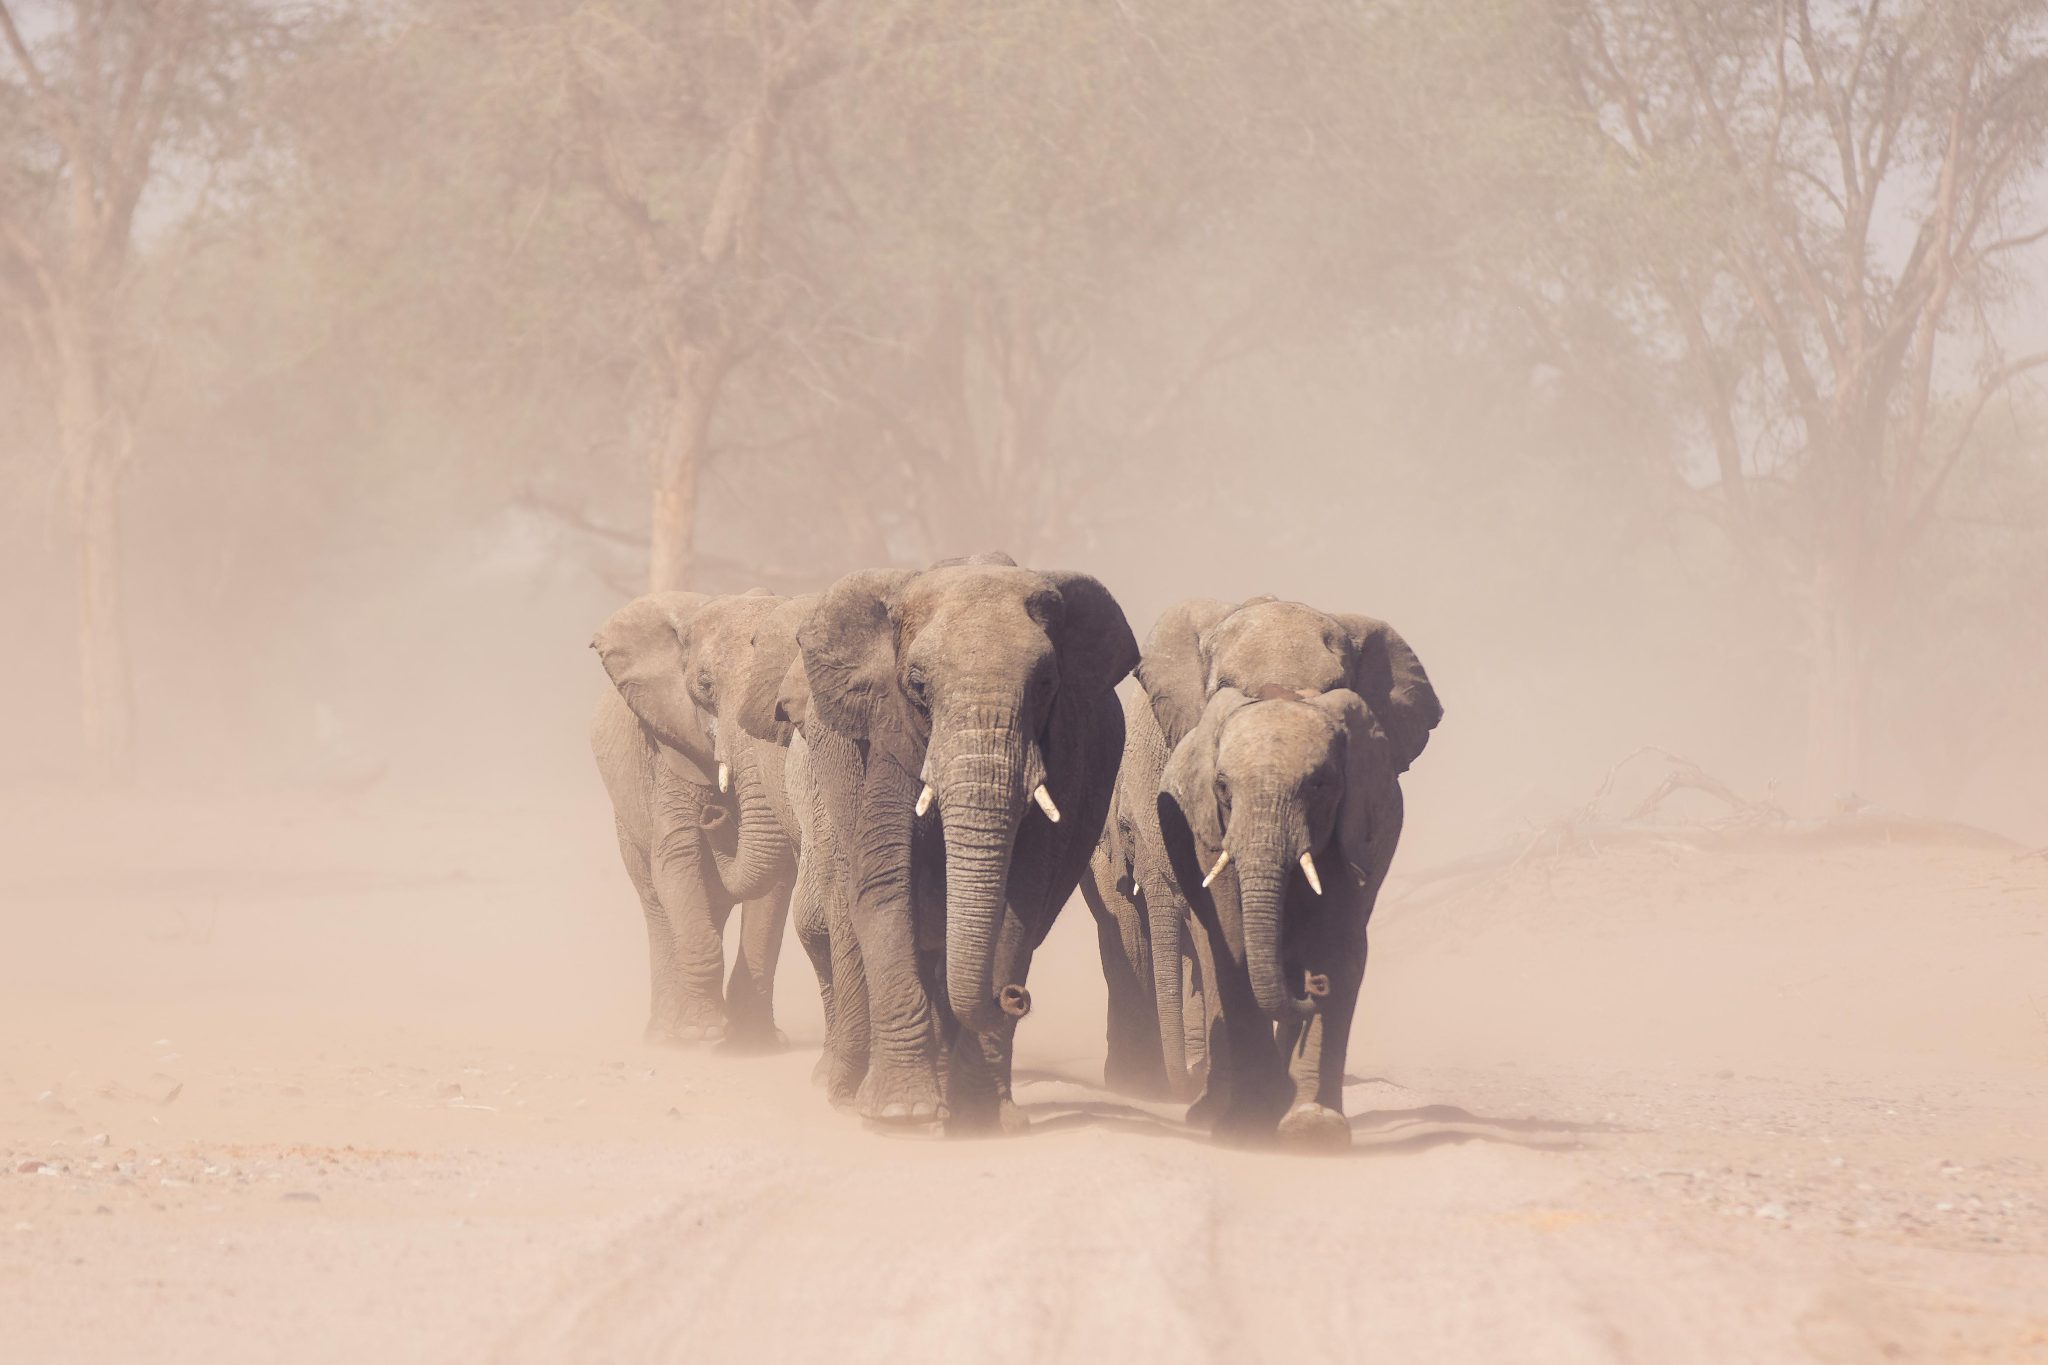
4;2;2048;1363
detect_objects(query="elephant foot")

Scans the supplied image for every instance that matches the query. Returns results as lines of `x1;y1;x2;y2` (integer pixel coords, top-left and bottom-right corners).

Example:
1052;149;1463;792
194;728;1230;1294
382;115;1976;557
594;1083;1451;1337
1277;1103;1351;1154
810;1051;831;1086
715;1026;789;1056
857;1065;947;1130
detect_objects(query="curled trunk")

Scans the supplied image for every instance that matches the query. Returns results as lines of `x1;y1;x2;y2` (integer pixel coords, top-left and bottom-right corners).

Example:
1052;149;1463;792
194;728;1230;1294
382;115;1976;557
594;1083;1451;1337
709;738;793;900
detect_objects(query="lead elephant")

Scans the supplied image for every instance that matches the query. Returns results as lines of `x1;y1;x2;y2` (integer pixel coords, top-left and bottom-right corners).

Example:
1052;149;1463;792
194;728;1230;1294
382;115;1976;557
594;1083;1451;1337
590;590;801;1048
797;556;1137;1131
1087;597;1441;1119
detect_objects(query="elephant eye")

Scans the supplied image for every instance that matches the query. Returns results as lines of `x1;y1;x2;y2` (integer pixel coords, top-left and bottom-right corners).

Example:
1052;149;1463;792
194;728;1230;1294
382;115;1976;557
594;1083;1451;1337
906;668;931;713
1213;776;1231;819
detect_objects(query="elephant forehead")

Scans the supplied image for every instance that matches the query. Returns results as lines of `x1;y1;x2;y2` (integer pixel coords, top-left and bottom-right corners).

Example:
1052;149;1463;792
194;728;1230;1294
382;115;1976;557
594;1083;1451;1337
693;597;780;659
1217;700;1340;776
898;566;1058;636
1208;601;1348;692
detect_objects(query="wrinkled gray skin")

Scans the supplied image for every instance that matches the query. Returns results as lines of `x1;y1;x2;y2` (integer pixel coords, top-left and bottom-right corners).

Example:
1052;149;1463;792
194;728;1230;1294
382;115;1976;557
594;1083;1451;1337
590;591;800;1048
798;556;1137;1132
1086;597;1441;1120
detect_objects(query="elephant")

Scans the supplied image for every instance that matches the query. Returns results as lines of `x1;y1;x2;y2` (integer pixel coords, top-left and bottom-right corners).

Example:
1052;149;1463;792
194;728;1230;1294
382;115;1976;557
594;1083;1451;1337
590;590;801;1048
1158;685;1410;1148
1077;678;1204;1099
796;555;1138;1131
728;592;870;1105
1084;596;1441;1121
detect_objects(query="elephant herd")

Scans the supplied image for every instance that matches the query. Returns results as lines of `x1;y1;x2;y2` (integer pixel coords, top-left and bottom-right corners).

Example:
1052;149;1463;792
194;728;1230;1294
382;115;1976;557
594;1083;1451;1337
589;555;1441;1149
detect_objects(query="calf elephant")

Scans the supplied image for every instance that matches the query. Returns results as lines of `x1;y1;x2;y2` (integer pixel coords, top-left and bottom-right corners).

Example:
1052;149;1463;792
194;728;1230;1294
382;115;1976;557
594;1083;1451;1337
1087;596;1441;1127
590;590;800;1048
797;556;1137;1131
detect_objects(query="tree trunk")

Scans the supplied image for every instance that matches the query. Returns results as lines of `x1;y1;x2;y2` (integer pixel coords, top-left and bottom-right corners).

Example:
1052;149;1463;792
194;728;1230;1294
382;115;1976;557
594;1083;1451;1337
74;462;132;778
56;317;133;779
646;350;724;593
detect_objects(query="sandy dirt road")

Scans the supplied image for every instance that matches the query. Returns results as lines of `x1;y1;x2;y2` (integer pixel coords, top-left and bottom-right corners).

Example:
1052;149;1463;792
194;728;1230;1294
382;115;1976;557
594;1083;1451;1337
2;789;2045;1364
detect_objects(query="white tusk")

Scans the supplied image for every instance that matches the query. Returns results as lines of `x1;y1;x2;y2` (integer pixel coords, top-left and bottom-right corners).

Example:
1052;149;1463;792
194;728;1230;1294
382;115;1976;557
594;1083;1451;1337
717;761;731;795
1032;784;1060;823
1201;849;1231;888
915;784;934;817
1299;851;1323;896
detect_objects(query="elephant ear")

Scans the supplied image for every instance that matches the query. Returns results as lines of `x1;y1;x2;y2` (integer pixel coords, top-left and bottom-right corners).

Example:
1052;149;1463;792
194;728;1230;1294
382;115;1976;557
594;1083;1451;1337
591;592;715;755
1043;570;1138;697
1157;686;1253;856
1135;598;1240;751
1332;614;1443;774
1310;689;1404;890
798;568;915;741
735;593;819;745
931;550;1017;567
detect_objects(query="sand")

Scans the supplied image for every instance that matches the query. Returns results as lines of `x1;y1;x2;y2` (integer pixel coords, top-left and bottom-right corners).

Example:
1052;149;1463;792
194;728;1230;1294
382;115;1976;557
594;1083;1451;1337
2;786;2044;1364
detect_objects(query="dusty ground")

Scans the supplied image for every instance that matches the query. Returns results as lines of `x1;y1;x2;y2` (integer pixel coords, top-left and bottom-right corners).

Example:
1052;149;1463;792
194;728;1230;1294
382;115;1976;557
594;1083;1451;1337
2;787;2045;1364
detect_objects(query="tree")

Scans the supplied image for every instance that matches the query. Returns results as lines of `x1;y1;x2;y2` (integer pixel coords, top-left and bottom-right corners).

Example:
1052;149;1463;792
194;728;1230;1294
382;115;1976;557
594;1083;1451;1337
0;0;289;774
430;0;852;592
1541;0;2048;803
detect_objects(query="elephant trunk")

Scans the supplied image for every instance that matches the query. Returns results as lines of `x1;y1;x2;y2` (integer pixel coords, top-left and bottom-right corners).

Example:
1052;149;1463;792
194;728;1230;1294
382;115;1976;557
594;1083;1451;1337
710;737;793;901
1235;845;1313;1022
934;717;1033;1036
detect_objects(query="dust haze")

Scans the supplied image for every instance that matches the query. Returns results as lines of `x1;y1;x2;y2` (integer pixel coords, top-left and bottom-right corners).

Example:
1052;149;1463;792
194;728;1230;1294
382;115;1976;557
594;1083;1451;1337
3;2;2047;1362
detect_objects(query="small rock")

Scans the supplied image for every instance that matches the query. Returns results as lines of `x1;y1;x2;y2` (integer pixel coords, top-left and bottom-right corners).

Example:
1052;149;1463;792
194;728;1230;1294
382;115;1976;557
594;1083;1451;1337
94;1205;112;1216
280;1191;321;1203
11;1222;30;1233
1755;1203;1789;1222
438;1083;464;1100
86;1133;109;1148
14;1160;47;1175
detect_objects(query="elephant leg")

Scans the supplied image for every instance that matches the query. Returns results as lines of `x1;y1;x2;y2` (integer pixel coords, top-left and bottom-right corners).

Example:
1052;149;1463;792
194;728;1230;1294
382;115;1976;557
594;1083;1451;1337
649;824;728;1043
616;820;682;1042
1277;932;1367;1152
1181;932;1210;1093
1188;911;1292;1142
722;875;793;1051
792;856;836;1084
1080;853;1166;1098
848;890;944;1124
821;888;869;1109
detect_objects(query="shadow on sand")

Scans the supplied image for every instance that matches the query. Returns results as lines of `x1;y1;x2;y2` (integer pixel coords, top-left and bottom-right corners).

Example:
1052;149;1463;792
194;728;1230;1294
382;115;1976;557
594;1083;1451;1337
1007;1069;1632;1156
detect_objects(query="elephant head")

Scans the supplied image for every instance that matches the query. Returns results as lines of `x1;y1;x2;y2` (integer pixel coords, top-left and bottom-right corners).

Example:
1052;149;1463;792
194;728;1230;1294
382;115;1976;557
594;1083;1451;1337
800;562;1138;1033
1161;687;1400;1021
735;593;822;749
593;589;795;899
1136;597;1442;772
